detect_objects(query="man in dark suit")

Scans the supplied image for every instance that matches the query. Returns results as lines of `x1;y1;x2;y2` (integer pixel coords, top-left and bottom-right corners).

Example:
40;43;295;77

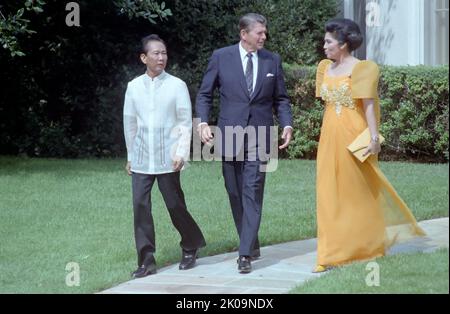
196;13;293;273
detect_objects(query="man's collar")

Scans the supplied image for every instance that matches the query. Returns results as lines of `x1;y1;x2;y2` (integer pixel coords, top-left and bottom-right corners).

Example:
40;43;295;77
144;70;167;83
239;42;258;60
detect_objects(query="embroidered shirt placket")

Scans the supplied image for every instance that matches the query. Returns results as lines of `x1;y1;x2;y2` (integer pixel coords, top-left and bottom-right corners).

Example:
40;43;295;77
149;79;156;171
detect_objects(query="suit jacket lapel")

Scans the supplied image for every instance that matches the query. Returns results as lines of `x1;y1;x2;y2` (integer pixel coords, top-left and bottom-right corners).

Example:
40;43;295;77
229;44;250;99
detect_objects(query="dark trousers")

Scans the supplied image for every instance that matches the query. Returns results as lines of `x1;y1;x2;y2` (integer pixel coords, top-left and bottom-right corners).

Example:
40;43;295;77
131;171;206;266
222;160;266;256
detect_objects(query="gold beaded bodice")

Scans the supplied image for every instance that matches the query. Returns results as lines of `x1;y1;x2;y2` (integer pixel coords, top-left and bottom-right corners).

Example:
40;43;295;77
320;76;357;116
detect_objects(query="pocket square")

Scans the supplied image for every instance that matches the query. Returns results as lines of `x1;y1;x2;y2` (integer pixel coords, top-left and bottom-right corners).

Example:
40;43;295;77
266;73;274;77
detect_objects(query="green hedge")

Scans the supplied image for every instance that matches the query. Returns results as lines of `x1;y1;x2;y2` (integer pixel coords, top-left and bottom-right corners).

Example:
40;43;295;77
0;0;338;158
283;64;449;162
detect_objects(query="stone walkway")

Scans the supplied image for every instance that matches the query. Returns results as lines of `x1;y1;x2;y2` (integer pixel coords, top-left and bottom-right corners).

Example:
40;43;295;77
100;217;448;294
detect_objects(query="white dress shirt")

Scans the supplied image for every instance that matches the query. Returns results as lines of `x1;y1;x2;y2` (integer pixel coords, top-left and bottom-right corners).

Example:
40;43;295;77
239;42;258;92
123;71;192;174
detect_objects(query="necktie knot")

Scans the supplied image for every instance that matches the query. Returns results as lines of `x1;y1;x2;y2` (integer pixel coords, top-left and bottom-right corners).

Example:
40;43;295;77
247;52;253;59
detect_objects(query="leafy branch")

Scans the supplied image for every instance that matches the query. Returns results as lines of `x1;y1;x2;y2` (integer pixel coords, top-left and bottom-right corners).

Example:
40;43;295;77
114;0;172;24
0;0;45;57
0;0;171;58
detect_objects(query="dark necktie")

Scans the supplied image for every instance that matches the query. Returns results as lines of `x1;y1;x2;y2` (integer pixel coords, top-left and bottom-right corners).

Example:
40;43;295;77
245;52;253;95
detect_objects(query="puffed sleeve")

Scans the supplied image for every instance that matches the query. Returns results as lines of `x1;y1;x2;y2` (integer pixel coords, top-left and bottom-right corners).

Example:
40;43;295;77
351;60;380;99
315;59;333;97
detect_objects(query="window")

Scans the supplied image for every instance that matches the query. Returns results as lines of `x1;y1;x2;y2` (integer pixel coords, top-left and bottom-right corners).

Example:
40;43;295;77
425;0;449;65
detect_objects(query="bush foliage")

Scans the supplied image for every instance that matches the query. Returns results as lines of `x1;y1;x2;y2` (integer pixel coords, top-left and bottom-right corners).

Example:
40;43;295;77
0;0;337;158
1;1;448;162
284;64;449;162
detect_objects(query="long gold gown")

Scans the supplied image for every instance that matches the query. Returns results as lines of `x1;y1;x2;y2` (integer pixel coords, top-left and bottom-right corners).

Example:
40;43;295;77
315;59;425;267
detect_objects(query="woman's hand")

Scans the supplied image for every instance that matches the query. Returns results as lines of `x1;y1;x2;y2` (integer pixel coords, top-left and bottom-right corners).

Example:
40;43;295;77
362;141;381;157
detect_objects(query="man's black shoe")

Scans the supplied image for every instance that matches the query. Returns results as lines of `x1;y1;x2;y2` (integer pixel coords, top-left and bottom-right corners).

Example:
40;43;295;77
131;263;157;278
179;248;198;270
237;256;252;273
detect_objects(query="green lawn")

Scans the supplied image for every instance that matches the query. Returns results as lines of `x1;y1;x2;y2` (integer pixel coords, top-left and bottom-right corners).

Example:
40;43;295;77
291;248;449;294
0;157;448;293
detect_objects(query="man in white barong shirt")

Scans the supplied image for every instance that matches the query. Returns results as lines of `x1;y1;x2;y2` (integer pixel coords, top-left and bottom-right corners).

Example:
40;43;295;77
123;34;205;278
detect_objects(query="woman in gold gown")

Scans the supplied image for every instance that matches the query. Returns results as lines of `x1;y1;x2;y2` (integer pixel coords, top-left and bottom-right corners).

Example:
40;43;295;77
314;18;425;273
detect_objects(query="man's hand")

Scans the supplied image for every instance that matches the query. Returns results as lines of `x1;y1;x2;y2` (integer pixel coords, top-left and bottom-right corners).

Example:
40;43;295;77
125;161;132;176
197;123;214;145
172;156;184;172
279;127;293;149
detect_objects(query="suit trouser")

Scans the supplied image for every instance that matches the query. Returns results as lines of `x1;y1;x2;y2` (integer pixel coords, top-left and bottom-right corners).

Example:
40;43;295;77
131;171;206;266
222;160;266;256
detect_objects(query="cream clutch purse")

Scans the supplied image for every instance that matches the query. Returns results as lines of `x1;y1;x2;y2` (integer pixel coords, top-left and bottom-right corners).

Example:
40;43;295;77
347;128;385;162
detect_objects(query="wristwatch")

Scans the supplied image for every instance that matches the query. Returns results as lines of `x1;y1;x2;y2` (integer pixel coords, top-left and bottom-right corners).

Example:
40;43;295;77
371;134;380;143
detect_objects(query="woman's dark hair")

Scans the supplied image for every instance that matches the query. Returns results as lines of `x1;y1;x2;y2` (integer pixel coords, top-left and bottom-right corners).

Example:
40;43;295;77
141;34;166;54
325;18;363;52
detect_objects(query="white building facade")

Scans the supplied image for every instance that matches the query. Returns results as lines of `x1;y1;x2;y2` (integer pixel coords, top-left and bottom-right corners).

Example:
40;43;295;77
339;0;449;65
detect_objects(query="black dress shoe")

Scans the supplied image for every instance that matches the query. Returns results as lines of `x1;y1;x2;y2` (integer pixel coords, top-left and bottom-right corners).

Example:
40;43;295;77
131;263;157;278
237;256;252;273
179;248;198;270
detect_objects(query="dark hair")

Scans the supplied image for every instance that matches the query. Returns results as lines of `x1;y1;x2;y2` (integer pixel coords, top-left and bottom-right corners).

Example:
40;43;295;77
141;34;166;54
239;13;267;32
325;18;363;52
